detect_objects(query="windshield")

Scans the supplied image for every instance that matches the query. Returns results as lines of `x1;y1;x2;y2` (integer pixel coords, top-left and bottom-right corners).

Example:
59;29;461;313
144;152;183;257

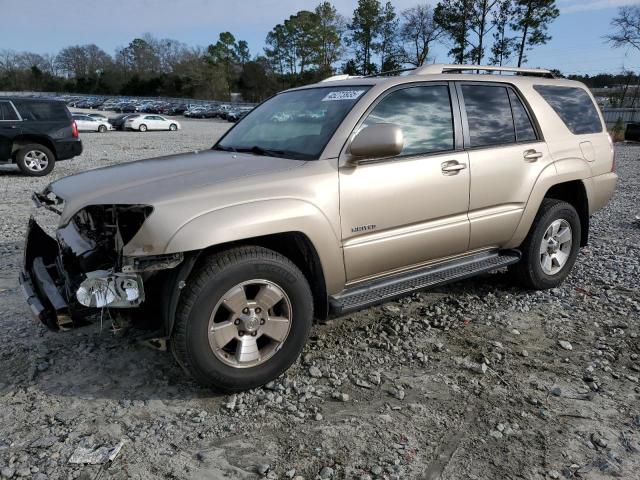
215;86;371;160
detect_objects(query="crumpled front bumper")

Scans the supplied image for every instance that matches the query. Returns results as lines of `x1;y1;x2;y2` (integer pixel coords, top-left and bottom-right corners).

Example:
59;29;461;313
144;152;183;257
19;218;73;330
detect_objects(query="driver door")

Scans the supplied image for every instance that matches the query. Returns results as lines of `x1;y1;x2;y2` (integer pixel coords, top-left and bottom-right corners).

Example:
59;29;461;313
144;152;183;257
339;83;470;283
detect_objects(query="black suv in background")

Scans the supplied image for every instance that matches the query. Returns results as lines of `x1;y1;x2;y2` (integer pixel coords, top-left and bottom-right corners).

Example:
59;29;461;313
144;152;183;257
0;98;82;176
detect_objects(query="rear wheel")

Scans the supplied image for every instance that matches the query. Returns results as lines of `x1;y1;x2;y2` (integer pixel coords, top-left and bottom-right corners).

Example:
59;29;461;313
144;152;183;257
15;144;55;176
139;124;147;132
510;199;581;289
171;246;313;391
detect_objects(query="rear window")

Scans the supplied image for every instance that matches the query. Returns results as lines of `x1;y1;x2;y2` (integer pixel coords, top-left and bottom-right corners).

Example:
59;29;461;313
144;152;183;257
0;101;19;121
13;100;70;121
533;85;602;135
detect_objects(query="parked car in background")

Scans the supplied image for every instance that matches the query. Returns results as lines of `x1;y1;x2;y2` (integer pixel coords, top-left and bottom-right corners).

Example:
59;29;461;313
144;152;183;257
124;114;180;132
118;103;139;113
163;103;187;116
625;122;640;142
86;113;109;122
99;100;119;111
226;106;254;122
72;114;113;133
108;114;139;131
0;97;81;176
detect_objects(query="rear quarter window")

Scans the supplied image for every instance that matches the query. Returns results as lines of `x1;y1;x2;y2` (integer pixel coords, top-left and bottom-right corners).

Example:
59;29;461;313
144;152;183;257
13;101;70;121
533;85;602;135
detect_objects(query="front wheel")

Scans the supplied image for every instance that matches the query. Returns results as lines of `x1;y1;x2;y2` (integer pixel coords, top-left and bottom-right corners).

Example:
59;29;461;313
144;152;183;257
171;246;313;392
98;124;107;133
510;199;581;290
169;123;177;131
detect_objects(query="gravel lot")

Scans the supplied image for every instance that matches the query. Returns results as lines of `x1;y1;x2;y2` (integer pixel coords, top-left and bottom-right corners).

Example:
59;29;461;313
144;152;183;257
0;116;639;480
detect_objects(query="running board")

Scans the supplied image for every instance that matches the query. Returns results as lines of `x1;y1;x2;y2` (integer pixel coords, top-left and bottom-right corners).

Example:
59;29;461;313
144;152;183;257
329;250;520;315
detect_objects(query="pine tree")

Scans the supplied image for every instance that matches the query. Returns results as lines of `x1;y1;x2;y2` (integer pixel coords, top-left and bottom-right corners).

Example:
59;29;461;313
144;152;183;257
511;0;559;67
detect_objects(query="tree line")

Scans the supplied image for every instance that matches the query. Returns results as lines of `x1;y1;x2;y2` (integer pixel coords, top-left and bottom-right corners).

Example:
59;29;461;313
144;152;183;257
0;0;565;102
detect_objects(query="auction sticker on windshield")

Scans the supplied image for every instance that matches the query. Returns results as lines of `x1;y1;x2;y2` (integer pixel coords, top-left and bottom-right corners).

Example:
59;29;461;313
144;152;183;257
322;90;366;101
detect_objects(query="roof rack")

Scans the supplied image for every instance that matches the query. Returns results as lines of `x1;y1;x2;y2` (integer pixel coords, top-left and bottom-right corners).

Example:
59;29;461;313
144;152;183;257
320;64;554;82
410;63;554;78
320;74;362;82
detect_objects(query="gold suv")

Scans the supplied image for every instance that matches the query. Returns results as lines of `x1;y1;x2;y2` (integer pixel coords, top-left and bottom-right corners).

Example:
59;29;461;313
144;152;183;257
21;64;618;391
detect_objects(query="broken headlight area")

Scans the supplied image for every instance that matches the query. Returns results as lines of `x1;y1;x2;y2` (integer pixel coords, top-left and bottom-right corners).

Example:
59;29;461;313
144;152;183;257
76;271;144;308
20;204;183;331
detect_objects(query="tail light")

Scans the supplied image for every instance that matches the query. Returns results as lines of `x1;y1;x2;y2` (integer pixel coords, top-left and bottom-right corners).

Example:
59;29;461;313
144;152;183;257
71;120;79;138
606;133;616;172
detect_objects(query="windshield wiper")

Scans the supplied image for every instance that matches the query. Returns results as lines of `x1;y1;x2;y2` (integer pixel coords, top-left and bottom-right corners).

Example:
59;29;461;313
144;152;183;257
212;144;236;152
236;145;286;157
218;144;314;160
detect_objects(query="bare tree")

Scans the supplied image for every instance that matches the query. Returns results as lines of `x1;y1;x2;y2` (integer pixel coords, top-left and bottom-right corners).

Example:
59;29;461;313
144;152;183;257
606;6;640;52
399;4;443;67
56;44;112;78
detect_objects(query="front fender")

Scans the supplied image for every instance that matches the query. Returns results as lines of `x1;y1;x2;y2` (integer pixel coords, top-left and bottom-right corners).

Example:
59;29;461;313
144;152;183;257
143;199;345;294
505;157;592;248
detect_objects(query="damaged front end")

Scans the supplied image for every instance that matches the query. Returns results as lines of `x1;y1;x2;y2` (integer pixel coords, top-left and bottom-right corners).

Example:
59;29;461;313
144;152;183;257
20;191;183;331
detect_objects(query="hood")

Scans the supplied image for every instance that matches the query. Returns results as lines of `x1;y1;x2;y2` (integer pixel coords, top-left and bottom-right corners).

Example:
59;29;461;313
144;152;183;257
49;149;305;222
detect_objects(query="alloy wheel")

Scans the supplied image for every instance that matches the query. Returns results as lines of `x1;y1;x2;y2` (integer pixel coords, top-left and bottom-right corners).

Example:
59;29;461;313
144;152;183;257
207;279;292;368
23;150;49;172
539;219;572;275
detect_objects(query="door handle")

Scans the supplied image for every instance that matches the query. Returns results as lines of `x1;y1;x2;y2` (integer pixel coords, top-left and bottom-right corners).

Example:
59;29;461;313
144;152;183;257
523;149;543;161
0;125;17;129
441;161;467;175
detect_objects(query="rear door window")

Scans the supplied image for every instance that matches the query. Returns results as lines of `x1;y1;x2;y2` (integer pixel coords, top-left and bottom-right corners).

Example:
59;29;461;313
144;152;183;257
508;89;537;142
461;85;515;148
361;85;455;156
13;101;69;121
533;85;602;134
0;102;19;121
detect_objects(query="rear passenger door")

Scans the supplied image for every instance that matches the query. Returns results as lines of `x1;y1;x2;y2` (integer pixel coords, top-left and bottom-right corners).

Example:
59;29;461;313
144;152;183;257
457;82;552;250
0;101;21;162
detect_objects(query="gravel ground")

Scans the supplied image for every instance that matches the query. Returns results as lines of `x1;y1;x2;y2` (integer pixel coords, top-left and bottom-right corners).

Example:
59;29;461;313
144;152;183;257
0;117;639;480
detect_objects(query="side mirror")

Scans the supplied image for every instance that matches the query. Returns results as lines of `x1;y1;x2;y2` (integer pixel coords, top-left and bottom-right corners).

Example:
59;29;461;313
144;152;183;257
349;123;404;160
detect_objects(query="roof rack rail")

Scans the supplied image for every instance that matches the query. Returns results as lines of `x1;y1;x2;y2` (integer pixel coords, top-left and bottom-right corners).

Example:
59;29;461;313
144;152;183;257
320;74;362;82
410;63;554;78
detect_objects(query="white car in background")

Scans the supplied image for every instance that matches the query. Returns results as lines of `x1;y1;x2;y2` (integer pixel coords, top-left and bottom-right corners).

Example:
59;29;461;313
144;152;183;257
125;115;180;132
86;113;109;122
72;114;113;133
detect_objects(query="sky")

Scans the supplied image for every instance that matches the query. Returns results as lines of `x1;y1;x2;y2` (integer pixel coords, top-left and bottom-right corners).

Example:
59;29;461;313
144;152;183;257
1;0;640;75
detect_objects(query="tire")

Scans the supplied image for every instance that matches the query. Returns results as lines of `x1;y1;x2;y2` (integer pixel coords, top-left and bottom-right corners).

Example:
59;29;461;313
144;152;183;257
98;125;107;133
139;124;147;132
169;123;177;131
172;246;313;392
15;144;55;176
510;199;581;290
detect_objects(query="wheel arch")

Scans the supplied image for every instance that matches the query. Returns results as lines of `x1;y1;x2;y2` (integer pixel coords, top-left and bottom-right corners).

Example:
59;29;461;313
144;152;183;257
543;180;589;247
507;158;591;248
160;231;330;338
11;135;57;161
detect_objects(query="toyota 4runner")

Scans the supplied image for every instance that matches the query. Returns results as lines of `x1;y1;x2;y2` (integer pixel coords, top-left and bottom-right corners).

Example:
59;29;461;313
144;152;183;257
20;65;617;391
